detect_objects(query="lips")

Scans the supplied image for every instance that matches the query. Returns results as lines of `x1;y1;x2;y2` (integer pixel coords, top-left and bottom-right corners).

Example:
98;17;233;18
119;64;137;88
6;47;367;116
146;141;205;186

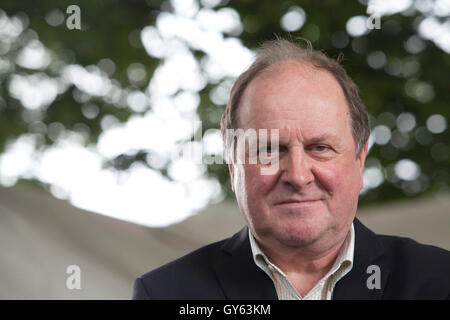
276;198;322;205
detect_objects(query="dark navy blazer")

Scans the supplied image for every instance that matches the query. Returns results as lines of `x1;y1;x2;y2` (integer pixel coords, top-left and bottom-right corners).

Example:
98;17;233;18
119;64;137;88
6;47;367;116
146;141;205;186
132;218;450;299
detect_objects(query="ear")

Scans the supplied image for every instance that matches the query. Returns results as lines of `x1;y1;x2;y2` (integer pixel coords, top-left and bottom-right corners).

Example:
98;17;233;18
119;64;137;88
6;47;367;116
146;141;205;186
356;142;369;191
357;141;369;174
228;163;235;192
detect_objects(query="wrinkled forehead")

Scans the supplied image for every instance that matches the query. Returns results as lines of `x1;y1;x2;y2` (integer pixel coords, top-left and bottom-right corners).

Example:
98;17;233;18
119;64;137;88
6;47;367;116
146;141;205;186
237;60;351;131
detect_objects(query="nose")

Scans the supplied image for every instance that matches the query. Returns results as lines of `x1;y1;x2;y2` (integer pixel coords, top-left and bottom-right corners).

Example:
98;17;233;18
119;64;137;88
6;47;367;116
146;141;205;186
280;146;314;190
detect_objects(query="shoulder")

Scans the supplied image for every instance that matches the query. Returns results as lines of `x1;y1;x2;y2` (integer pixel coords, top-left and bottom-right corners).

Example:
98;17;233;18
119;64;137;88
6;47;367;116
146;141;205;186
142;238;227;279
377;233;450;271
376;233;450;298
353;219;450;298
132;237;231;299
355;218;450;274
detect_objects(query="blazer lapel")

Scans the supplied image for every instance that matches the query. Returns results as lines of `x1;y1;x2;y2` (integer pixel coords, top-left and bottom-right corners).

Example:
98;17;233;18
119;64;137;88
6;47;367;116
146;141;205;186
213;219;391;300
333;218;390;300
213;226;278;300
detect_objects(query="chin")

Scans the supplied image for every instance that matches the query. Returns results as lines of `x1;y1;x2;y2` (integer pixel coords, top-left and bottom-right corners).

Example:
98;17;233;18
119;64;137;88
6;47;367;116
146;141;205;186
250;205;332;245
254;218;324;248
279;223;323;246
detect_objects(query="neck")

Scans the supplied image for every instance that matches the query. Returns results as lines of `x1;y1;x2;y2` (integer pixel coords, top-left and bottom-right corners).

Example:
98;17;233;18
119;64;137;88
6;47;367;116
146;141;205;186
255;231;349;296
260;236;346;274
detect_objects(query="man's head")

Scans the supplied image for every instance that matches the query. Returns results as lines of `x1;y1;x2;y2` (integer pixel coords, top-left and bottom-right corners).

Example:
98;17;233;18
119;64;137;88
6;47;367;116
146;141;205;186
220;38;370;253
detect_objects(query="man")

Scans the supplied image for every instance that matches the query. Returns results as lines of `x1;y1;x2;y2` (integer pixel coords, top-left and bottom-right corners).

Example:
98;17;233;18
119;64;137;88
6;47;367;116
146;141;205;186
132;39;450;300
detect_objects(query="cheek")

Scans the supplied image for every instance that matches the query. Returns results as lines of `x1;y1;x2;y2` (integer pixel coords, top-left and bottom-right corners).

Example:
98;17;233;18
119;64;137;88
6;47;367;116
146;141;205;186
235;164;280;227
245;165;280;201
312;164;340;194
313;161;363;201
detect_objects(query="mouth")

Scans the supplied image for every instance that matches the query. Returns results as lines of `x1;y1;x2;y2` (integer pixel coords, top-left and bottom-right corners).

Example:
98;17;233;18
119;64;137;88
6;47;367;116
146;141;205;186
275;199;322;206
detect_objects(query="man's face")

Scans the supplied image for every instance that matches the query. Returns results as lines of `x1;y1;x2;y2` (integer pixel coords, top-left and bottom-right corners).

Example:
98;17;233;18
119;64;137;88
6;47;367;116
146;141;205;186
229;60;368;252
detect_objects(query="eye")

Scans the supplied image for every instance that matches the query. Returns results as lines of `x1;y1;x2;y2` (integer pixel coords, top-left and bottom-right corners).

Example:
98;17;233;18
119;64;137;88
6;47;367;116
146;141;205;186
260;145;277;154
258;145;286;155
310;145;330;152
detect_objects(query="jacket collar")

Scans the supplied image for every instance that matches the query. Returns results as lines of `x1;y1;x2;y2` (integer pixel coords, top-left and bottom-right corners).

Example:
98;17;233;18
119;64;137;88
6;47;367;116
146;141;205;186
332;218;390;299
213;226;278;300
213;218;390;300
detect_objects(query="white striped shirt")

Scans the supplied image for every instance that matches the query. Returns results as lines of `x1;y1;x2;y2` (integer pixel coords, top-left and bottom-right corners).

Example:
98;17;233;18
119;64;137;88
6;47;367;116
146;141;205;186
248;224;354;300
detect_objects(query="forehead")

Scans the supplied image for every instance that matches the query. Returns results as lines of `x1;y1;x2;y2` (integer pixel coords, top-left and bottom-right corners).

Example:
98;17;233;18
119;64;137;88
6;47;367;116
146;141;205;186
238;60;352;139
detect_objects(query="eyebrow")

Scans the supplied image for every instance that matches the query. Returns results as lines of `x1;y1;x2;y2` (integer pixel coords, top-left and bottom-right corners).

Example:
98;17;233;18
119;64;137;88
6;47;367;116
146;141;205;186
304;134;339;144
254;132;341;147
272;133;340;146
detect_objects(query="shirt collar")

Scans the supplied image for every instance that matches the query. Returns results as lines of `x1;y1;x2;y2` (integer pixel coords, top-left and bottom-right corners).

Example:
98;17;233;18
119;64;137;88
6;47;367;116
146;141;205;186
248;223;355;277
